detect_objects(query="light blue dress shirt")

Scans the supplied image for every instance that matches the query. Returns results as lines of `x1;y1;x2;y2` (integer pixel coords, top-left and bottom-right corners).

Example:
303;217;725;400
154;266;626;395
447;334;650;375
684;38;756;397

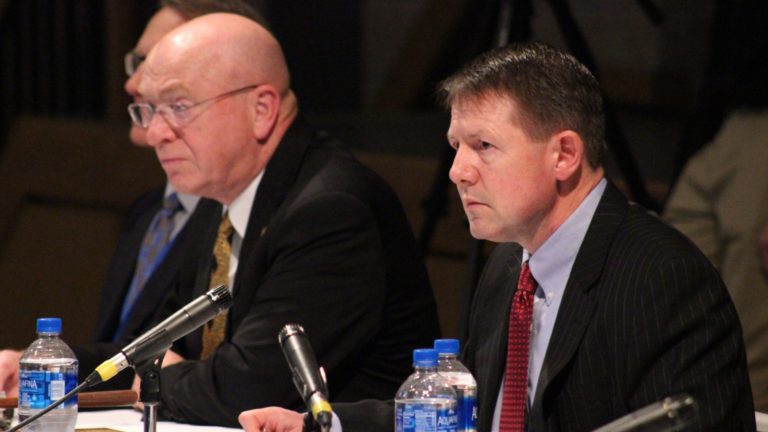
332;179;607;432
491;178;606;430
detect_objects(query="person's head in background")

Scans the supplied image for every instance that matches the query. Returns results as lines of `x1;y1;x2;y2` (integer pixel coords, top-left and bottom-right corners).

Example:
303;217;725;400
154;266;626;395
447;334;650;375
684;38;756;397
125;0;266;146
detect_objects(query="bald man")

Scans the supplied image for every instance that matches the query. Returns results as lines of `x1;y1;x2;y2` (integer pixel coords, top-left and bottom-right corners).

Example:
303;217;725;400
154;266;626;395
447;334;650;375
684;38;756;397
90;0;266;349
0;0;266;396
128;13;439;426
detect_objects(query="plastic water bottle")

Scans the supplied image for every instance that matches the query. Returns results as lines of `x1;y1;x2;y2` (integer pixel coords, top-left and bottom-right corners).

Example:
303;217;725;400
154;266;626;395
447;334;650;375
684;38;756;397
17;317;78;431
395;348;458;432
434;339;477;432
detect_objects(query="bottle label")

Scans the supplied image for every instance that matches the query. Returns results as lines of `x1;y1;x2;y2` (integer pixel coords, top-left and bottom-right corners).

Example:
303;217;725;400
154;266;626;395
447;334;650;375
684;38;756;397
457;395;477;431
19;370;78;409
454;388;478;431
396;402;458;432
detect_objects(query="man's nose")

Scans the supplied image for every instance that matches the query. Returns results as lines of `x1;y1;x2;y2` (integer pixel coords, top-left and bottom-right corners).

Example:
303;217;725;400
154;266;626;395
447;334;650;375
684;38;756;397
145;112;177;147
449;145;477;186
124;68;142;99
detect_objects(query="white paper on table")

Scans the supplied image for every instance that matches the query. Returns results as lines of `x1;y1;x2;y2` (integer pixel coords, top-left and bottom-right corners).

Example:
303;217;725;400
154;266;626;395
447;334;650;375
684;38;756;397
75;409;241;431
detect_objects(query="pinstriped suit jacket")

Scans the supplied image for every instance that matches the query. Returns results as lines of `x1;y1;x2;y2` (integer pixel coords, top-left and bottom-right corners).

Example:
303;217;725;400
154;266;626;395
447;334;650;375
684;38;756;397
466;182;755;431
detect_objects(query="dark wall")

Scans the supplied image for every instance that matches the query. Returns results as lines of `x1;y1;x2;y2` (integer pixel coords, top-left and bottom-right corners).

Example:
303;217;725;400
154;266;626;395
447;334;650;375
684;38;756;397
266;0;362;112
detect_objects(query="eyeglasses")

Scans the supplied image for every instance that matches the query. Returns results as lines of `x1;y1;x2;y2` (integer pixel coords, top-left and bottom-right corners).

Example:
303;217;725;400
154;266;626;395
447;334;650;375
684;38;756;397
124;51;146;76
127;84;260;129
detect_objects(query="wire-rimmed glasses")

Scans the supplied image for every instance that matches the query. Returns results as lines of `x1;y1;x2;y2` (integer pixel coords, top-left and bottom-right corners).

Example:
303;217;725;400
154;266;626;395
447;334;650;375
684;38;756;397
127;84;260;129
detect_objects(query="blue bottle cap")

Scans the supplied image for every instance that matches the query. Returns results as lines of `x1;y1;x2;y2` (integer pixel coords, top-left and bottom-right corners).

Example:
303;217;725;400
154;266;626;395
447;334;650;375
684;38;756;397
36;317;62;334
413;348;438;367
434;339;460;355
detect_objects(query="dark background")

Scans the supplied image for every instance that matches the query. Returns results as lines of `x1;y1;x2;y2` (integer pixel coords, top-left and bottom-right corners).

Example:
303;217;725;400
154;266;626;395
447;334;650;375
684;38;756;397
0;0;763;345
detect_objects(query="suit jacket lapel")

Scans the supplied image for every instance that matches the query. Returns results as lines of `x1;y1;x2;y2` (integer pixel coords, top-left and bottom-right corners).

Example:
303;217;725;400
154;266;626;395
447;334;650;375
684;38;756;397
230;117;314;323
175;198;222;358
192;199;224;297
530;182;629;420
186;116;314;346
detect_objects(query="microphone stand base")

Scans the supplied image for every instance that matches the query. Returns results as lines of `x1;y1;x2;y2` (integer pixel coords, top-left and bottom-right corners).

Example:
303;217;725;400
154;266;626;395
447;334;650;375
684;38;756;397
135;354;165;432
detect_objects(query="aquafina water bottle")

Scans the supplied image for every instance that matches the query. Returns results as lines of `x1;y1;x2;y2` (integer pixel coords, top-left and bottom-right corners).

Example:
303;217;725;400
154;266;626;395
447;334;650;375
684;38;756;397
395;348;457;432
434;339;477;432
18;317;78;431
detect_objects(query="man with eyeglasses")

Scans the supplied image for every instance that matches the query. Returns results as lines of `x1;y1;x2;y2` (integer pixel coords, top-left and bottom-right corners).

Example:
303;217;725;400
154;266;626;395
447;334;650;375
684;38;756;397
83;0;269;389
0;0;267;394
121;11;439;427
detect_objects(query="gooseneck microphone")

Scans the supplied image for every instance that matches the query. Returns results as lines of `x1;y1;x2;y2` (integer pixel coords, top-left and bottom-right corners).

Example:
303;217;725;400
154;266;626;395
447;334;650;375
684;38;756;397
10;286;233;432
592;394;698;432
278;324;332;432
86;285;233;387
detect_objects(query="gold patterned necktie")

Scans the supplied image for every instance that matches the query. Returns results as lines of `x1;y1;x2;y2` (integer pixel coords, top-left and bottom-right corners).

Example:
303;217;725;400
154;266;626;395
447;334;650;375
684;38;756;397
200;213;234;360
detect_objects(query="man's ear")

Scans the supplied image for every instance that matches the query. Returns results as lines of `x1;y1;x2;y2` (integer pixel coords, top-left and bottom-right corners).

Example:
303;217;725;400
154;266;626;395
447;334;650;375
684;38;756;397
552;130;584;181
249;85;280;141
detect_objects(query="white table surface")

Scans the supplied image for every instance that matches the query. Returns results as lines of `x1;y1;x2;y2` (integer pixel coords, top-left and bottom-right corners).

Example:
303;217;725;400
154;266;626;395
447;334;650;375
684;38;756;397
5;408;241;431
75;409;242;431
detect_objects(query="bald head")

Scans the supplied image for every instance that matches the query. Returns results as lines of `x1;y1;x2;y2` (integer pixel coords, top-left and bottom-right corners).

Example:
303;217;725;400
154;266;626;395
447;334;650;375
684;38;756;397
137;13;299;205
143;13;291;98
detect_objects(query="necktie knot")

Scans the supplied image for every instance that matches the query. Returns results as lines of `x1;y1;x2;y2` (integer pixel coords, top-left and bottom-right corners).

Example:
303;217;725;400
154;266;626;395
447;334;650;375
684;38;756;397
217;213;234;240
161;192;181;216
517;262;537;297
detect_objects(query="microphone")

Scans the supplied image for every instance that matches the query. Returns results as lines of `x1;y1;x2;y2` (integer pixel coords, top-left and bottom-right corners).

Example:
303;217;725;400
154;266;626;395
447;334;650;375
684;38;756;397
87;285;233;387
278;324;332;431
592;394;698;432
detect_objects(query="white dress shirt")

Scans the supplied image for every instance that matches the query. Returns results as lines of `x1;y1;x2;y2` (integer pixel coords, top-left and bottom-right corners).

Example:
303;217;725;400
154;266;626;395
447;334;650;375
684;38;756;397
220;170;265;290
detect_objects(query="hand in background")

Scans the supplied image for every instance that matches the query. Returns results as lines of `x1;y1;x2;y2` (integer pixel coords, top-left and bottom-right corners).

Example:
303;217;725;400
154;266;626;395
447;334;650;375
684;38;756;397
239;407;305;432
0;350;22;398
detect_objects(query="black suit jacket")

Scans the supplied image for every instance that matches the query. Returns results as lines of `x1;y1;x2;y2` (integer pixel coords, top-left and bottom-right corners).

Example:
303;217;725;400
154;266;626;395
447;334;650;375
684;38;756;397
157;118;441;426
466;182;754;431
72;187;217;389
335;182;755;431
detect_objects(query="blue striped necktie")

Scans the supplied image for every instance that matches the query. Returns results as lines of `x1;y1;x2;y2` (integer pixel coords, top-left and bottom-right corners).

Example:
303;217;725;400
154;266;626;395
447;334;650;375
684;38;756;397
115;193;181;340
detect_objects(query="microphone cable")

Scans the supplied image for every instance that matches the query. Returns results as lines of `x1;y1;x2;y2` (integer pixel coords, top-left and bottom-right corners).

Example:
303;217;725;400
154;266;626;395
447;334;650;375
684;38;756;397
8;370;102;432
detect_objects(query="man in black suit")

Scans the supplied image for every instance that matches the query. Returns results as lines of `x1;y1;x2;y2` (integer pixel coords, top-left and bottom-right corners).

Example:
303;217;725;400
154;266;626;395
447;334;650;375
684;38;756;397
92;0;266;349
126;12;439;426
0;0;266;393
239;43;755;431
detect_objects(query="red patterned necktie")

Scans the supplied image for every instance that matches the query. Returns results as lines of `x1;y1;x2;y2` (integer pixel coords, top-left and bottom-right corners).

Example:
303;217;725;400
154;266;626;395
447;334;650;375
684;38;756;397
500;261;537;431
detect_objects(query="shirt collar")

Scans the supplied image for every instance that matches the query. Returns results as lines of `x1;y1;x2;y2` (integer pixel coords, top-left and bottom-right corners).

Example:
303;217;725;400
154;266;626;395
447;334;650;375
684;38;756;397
224;170;265;240
163;183;200;214
524;178;606;305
